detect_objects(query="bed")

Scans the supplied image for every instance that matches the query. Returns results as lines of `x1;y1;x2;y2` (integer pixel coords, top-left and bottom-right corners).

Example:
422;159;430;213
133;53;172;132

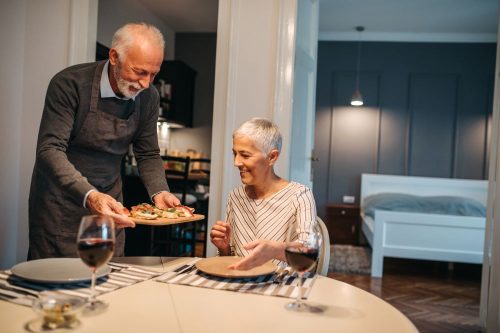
360;173;488;277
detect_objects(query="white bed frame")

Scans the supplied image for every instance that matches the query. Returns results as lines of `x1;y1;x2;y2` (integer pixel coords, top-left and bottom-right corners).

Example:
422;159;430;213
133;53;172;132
360;174;487;277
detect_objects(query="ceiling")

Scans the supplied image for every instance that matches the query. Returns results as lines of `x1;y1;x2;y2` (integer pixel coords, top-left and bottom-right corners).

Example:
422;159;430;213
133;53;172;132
137;0;219;33
319;0;499;42
137;0;498;42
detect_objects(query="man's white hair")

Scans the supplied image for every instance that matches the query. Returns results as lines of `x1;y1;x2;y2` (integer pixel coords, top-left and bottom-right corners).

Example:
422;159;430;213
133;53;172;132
111;22;165;60
233;118;282;155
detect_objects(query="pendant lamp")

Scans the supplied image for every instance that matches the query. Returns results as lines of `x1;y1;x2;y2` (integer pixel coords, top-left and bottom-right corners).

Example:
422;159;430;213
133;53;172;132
351;26;365;106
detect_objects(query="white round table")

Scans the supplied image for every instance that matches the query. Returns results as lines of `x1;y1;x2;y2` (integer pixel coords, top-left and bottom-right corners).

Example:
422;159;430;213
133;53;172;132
0;257;418;333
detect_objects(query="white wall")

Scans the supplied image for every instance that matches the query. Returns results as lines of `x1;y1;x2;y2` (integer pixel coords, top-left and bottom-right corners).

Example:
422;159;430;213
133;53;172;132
0;0;25;269
169;127;213;157
97;0;176;60
0;0;77;268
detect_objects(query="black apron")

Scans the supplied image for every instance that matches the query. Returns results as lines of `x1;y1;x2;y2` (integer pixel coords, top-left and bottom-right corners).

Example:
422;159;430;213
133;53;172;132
28;62;140;259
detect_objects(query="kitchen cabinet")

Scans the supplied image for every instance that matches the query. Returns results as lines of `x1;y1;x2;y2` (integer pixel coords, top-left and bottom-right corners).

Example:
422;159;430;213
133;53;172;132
155;60;196;127
326;204;361;245
96;42;109;61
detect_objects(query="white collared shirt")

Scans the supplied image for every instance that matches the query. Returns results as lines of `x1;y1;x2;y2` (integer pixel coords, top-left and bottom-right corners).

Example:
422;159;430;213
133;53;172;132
100;60;136;101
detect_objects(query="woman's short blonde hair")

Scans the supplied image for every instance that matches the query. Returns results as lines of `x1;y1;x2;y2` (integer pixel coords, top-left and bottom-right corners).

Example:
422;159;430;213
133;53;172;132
233;118;282;154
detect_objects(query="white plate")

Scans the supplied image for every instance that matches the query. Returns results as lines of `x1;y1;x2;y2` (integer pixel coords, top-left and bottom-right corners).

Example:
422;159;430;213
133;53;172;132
11;258;111;284
195;257;277;278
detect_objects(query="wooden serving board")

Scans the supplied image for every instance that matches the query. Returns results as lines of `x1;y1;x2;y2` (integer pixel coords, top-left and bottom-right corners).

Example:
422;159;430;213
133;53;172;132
130;214;205;226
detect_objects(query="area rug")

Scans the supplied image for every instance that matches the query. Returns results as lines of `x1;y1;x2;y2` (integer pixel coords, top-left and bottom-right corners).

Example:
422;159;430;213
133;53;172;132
329;245;371;275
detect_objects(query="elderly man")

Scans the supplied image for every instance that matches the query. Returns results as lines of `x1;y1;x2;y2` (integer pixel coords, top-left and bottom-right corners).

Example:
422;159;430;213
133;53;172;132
28;23;179;259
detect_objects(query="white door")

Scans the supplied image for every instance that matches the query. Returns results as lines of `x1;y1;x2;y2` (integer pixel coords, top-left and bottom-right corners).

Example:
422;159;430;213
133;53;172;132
288;0;319;188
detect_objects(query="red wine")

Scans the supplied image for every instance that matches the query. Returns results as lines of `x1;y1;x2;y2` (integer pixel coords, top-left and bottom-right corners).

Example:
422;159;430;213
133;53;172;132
285;248;318;272
77;239;114;268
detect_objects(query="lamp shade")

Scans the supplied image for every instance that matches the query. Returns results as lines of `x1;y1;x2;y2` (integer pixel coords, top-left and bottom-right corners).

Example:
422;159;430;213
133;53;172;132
350;89;364;106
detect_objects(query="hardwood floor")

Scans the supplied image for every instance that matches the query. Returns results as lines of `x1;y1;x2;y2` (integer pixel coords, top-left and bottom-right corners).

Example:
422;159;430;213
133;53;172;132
328;258;483;333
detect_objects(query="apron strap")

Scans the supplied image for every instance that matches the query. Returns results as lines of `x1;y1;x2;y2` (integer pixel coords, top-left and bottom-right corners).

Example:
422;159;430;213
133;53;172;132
70;61;106;141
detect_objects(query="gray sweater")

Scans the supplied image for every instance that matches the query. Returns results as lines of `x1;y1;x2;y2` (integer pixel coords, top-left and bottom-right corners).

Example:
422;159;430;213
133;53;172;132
33;60;168;206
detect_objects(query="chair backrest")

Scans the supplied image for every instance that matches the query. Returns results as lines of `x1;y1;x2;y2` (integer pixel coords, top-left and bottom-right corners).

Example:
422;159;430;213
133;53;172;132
316;216;330;276
163;155;191;204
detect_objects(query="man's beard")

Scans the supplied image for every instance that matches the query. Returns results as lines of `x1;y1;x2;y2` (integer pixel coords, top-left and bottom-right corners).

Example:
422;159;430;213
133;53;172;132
112;62;144;99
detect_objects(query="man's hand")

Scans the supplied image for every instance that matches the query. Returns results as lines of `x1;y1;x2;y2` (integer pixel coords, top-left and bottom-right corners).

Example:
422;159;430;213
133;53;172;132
153;191;180;209
86;191;135;228
228;240;286;270
210;220;232;255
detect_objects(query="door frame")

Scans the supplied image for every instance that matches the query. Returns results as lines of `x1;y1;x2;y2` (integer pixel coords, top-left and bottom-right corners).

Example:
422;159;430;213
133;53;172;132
480;11;500;332
207;0;318;256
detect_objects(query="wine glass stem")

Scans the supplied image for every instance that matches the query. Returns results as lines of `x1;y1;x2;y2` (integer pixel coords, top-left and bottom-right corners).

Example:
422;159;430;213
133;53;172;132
89;268;97;304
296;272;303;307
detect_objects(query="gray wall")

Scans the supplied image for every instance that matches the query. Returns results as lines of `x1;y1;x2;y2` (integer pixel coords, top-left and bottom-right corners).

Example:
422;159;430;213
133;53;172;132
169;33;216;158
314;42;495;218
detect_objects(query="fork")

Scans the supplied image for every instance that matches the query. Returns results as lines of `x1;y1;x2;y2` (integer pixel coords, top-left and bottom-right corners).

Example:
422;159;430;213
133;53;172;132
183;265;198;275
273;267;291;284
174;264;196;276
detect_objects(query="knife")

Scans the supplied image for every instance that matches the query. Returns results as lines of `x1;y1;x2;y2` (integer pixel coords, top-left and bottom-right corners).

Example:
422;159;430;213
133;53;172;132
172;264;189;273
175;264;196;276
0;282;38;297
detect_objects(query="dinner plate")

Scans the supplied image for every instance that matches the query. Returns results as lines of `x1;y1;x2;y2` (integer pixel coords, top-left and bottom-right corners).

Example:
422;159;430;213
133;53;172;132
195;256;277;278
11;258;111;284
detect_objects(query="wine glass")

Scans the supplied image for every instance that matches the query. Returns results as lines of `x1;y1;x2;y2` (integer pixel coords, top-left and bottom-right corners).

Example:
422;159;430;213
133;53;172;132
77;215;115;312
284;219;322;312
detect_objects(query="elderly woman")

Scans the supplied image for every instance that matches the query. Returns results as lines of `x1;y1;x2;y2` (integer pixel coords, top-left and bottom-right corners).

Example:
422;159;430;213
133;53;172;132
210;118;317;270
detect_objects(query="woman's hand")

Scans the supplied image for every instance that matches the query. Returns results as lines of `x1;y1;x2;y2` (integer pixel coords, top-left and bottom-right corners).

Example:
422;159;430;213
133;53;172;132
86;191;135;229
210;220;232;255
228;240;286;270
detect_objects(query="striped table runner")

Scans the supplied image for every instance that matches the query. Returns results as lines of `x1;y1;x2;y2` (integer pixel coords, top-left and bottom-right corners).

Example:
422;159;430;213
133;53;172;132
156;259;317;299
0;262;161;307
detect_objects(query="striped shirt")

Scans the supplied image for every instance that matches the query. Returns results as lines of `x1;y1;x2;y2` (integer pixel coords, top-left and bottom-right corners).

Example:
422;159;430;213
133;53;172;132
225;181;317;264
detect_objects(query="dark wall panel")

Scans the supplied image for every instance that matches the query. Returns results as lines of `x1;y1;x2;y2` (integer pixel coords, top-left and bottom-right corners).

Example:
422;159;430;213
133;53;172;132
313;51;334;217
408;73;458;177
455;75;493;179
175;33;216;128
377;73;408;176
328;72;380;204
329;106;380;204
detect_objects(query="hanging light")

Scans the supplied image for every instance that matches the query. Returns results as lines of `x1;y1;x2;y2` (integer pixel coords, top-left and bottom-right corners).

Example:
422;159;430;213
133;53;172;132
351;26;365;107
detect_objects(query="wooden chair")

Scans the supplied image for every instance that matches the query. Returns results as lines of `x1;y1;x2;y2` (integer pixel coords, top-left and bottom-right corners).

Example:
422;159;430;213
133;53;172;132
163;156;210;205
155;156;211;257
189;158;211;257
163;155;193;205
316;216;331;276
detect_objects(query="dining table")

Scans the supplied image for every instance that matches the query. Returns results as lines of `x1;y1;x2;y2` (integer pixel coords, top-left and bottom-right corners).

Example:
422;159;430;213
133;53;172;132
0;256;418;333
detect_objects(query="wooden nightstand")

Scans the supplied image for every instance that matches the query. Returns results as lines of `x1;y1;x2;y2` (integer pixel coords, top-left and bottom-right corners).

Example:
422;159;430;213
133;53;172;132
326;204;361;245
